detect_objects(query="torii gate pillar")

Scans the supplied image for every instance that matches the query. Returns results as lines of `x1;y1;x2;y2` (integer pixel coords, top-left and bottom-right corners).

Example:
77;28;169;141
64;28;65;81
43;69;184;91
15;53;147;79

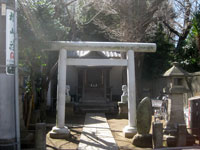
50;49;70;139
123;50;137;138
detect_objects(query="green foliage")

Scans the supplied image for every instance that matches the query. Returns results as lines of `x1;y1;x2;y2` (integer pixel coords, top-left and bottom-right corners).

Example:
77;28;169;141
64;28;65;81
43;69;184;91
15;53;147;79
192;9;200;38
173;9;200;72
18;0;68;74
18;0;71;109
173;37;200;72
142;24;174;79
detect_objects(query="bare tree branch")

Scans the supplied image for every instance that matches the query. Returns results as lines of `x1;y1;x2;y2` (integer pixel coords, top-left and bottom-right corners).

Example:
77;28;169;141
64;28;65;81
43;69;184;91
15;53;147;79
163;20;180;36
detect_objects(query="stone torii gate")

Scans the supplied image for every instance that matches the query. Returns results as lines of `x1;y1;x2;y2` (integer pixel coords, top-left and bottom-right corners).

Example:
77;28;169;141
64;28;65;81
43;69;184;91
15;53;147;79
47;41;156;138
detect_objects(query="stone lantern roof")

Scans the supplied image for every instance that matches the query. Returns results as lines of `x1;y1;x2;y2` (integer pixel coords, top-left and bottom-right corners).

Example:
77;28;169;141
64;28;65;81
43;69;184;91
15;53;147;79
163;62;190;77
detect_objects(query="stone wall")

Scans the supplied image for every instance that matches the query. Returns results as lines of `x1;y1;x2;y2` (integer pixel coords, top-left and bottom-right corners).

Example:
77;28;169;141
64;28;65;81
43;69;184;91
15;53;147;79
140;78;167;99
190;72;200;96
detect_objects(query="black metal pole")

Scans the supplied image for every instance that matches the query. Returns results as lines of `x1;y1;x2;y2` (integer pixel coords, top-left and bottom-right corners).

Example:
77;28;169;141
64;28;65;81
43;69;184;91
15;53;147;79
14;0;20;149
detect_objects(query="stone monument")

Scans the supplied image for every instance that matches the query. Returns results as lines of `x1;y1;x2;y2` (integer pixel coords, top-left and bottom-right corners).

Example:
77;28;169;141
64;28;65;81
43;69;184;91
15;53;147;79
132;97;152;148
118;85;128;118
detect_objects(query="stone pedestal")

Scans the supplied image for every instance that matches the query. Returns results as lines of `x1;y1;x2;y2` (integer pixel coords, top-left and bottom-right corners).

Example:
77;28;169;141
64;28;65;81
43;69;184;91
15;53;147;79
166;93;185;127
65;102;74;118
164;89;186;134
177;124;186;147
49;126;70;139
118;102;128;119
123;126;137;138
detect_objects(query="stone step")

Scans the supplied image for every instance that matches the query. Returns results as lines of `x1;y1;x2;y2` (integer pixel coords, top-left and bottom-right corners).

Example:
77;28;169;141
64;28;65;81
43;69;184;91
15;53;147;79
81;98;108;103
81;108;110;113
81;101;107;104
79;102;112;106
79;106;115;112
76;101;117;113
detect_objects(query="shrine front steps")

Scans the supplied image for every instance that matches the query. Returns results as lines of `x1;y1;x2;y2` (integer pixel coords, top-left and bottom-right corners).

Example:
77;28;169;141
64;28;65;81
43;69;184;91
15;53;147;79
76;100;117;114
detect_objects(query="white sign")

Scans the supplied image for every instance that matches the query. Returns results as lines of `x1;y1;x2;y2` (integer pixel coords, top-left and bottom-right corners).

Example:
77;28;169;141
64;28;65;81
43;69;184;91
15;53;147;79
1;4;6;16
6;9;15;75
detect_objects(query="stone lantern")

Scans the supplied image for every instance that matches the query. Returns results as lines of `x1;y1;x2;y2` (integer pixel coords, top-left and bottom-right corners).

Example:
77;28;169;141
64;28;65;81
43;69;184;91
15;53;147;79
163;62;189;134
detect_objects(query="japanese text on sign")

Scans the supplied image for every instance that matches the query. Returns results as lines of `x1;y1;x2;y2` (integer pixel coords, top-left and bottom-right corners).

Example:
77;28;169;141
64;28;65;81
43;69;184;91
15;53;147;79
6;9;15;75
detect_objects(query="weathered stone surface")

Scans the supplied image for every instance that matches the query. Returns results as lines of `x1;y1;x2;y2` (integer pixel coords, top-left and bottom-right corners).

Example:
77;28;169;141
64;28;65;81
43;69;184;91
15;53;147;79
165;135;176;147
65;102;74;118
166;94;185;130
132;97;153;147
49;126;70;139
177;124;186;147
35;123;46;150
132;133;152;148
49;132;70;139
123;126;137;138
152;122;163;148
137;97;152;134
186;134;195;146
118;102;128;119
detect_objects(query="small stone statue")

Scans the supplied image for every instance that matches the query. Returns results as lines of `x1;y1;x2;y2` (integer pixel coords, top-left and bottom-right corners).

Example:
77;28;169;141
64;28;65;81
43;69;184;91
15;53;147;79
65;85;71;103
121;85;128;103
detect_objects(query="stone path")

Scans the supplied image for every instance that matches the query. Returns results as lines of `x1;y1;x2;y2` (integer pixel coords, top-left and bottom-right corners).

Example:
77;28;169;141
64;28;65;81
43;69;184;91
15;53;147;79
78;113;118;150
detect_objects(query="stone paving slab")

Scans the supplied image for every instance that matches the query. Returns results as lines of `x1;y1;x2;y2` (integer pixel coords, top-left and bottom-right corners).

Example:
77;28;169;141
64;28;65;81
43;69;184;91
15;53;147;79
78;113;118;150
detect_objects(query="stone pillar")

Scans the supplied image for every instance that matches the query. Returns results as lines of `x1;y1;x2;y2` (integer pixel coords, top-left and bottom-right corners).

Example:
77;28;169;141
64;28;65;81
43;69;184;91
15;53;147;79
166;93;185;129
50;49;70;139
35;123;46;150
153;122;163;148
177;124;186;147
123;50;137;138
